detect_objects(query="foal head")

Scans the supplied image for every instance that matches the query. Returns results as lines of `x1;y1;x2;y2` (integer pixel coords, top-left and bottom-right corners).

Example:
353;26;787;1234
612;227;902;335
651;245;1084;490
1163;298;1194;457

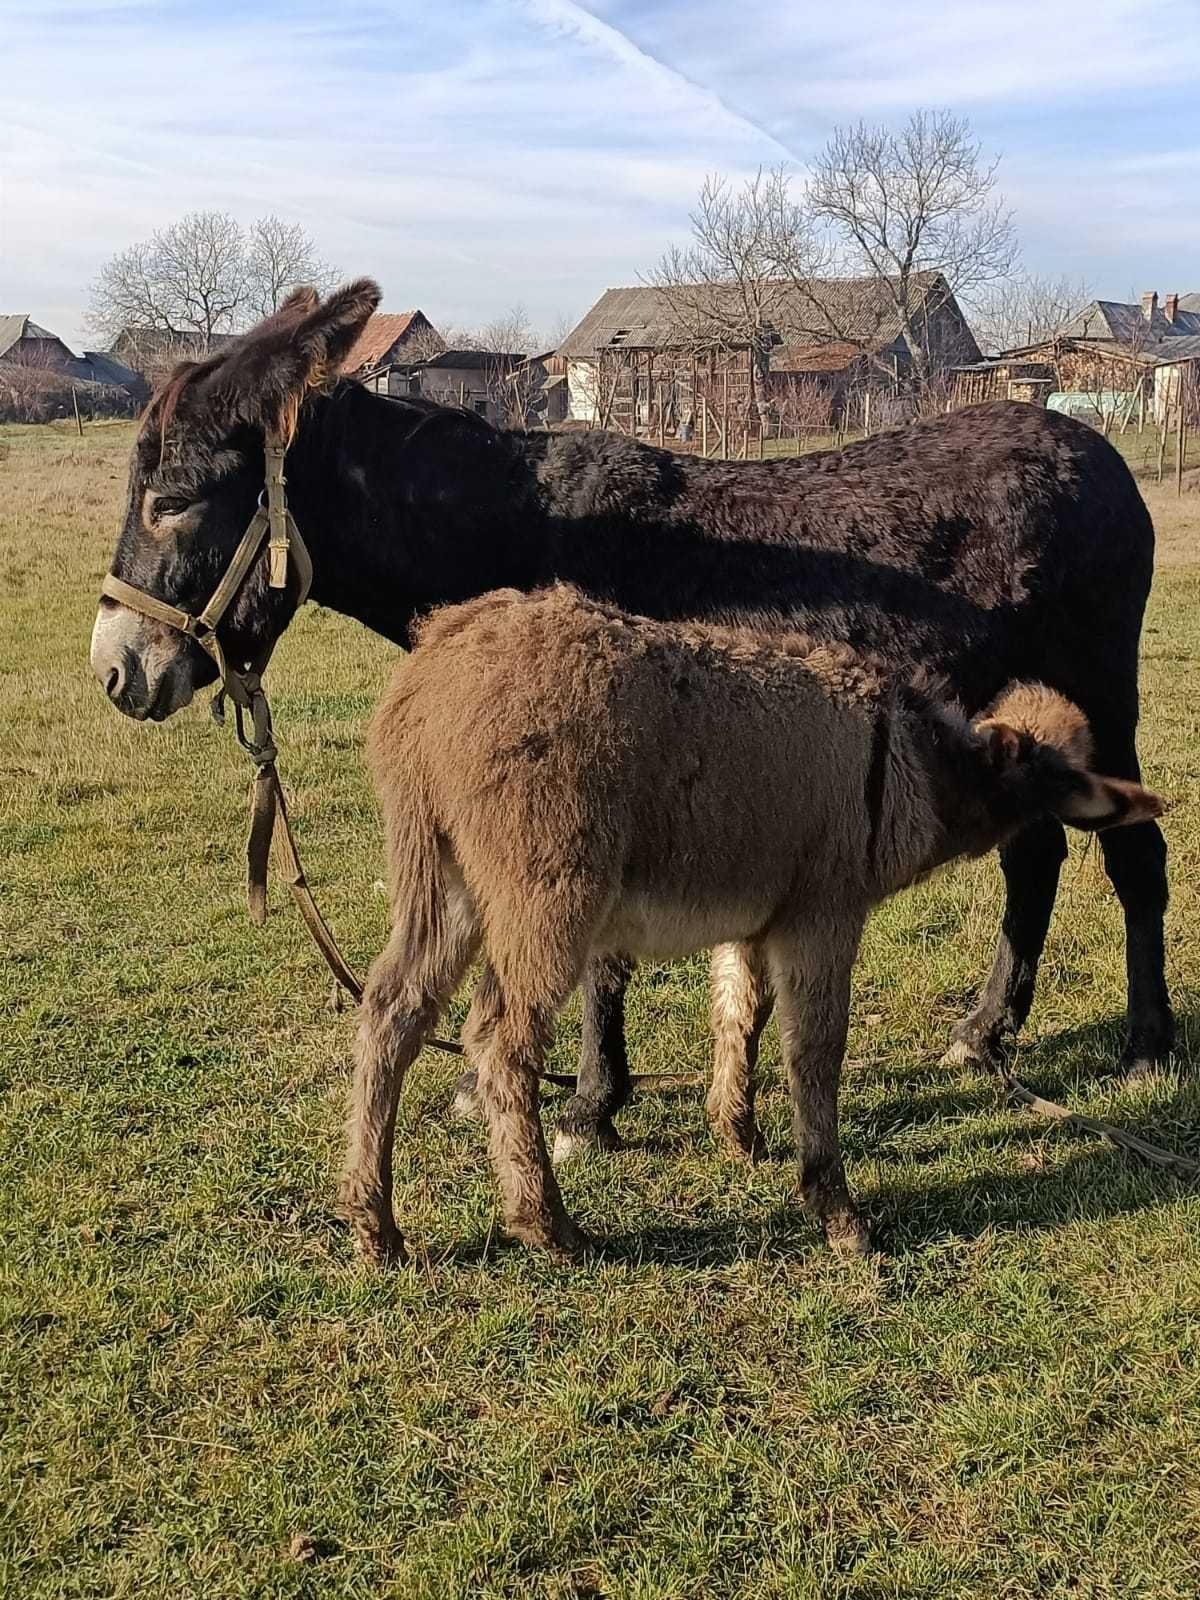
90;279;380;721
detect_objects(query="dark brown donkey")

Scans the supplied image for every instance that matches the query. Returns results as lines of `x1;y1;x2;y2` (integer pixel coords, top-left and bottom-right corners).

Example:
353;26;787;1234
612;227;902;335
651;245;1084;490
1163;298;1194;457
91;281;1174;1156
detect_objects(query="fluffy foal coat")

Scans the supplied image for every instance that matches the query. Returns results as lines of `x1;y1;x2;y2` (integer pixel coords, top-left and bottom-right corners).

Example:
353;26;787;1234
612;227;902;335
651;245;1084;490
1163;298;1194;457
343;587;1162;1262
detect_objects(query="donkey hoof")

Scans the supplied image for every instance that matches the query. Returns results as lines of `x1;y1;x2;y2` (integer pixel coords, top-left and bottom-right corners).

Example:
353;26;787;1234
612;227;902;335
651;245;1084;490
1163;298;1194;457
553;1120;623;1164
1120;1049;1166;1080
510;1215;593;1261
940;1032;999;1073
451;1070;484;1122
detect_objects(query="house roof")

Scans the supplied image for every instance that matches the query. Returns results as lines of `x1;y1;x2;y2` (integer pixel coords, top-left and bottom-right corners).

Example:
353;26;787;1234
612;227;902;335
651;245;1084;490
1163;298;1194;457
110;327;238;360
556;273;956;360
422;349;526;370
0;315;67;359
341;311;427;373
1178;293;1200;315
771;341;865;375
1057;298;1200;343
76;351;147;390
1153;335;1200;364
994;332;1200;369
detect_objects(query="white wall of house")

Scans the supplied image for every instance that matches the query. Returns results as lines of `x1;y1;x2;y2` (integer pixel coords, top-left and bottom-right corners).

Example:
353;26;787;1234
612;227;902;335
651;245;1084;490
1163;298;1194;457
1154;360;1197;423
566;359;599;423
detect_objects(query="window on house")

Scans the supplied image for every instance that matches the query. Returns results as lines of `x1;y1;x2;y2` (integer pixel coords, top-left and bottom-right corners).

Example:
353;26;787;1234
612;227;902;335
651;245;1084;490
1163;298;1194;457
473;399;488;416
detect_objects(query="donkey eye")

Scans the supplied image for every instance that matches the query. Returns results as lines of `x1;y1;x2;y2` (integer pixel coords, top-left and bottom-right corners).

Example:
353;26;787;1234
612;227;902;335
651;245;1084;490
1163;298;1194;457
152;496;192;519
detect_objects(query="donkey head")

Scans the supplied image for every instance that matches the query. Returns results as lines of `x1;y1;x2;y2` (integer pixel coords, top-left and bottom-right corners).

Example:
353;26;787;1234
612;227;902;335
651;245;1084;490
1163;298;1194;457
91;279;380;720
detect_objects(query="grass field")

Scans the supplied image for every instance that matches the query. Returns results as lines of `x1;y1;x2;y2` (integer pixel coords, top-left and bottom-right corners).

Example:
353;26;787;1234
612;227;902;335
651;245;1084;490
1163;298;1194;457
3;419;1200;1598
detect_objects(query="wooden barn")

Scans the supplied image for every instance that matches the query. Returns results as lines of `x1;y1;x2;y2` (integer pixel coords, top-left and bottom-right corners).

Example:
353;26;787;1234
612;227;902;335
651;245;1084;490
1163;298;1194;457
555;274;980;449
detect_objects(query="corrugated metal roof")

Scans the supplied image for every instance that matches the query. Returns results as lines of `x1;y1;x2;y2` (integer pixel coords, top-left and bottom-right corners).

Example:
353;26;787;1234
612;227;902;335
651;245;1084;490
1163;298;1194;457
341;311;425;373
1;315;77;361
0;315;28;358
1057;298;1200;342
556;272;951;359
1155;335;1200;363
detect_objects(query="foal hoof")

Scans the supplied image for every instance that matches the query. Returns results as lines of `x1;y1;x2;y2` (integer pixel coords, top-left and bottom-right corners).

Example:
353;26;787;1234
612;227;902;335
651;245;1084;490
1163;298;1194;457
552;1120;623;1164
451;1069;483;1122
510;1215;594;1262
1120;1049;1167;1080
824;1212;872;1259
347;1218;407;1269
712;1119;766;1163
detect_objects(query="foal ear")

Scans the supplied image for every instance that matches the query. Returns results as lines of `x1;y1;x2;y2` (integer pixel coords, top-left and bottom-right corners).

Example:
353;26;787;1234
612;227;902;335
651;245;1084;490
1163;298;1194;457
1057;774;1166;831
977;719;1022;770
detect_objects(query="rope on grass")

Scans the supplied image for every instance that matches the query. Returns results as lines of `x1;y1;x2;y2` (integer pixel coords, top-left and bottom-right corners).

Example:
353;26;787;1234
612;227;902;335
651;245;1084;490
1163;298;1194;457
998;1066;1200;1180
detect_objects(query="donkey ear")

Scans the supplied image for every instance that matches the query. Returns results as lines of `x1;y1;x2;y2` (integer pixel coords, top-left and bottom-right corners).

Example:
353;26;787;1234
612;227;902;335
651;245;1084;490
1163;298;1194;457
293;278;381;382
1058;774;1166;831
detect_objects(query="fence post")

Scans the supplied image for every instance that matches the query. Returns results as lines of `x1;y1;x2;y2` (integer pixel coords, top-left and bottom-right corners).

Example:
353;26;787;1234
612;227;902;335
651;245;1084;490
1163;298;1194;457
71;385;83;438
1178;402;1187;498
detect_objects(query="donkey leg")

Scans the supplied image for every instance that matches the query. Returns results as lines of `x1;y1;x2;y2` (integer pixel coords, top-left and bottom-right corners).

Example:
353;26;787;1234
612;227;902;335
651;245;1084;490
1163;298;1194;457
341;918;478;1265
769;917;869;1258
707;942;773;1160
466;966;590;1258
1084;721;1174;1073
943;818;1068;1069
553;954;636;1162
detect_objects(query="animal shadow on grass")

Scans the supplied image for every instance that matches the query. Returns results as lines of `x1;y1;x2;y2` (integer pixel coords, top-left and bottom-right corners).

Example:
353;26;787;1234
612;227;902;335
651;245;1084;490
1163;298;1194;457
550;1014;1196;1267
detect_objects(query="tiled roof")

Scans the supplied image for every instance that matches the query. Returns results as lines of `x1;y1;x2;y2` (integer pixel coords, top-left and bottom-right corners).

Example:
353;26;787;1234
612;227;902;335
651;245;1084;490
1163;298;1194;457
342;311;425;373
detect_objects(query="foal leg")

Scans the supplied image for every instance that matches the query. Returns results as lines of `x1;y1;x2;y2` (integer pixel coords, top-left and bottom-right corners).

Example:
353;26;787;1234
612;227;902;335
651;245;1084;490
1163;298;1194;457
943;818;1067;1070
465;966;590;1258
554;954;635;1162
340;915;478;1265
769;916;869;1258
707;942;773;1159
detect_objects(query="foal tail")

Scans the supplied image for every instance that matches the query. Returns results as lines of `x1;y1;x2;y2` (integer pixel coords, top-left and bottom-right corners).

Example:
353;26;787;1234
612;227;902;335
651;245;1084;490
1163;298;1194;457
379;773;458;978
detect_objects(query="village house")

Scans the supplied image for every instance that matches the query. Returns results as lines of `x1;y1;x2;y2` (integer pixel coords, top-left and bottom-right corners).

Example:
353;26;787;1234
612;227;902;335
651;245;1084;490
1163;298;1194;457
0;315;79;373
361;348;532;427
951;290;1200;425
1;314;146;419
339;309;441;380
555;273;981;446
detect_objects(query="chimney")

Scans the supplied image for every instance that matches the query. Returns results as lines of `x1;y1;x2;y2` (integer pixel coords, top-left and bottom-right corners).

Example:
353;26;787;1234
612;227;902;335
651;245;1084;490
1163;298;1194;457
1141;290;1158;321
1165;293;1179;324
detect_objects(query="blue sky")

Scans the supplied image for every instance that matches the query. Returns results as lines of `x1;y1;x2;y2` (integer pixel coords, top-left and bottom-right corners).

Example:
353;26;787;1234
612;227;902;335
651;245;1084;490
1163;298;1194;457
2;0;1198;350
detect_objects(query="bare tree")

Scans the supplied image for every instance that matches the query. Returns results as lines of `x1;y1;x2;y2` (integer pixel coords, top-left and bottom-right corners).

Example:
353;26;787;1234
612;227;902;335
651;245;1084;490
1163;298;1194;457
244;215;336;318
398;320;448;363
89;210;329;352
774;111;1017;390
646;169;807;400
971;273;1090;354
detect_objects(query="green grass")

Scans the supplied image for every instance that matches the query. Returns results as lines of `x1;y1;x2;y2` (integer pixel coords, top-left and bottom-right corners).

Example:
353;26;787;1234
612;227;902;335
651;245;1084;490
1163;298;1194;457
3;421;1200;1597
